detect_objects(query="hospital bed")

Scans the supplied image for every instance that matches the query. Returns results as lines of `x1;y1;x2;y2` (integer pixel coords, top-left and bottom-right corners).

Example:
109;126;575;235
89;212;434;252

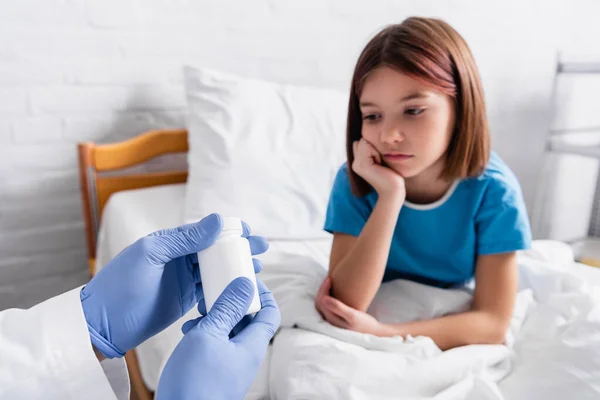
78;129;600;400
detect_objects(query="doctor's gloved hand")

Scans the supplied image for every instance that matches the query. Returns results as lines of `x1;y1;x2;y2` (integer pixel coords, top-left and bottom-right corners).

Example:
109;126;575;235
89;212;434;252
156;277;280;400
80;213;269;359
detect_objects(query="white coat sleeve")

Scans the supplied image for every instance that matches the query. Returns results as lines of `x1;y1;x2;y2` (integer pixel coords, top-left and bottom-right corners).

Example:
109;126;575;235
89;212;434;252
0;286;130;400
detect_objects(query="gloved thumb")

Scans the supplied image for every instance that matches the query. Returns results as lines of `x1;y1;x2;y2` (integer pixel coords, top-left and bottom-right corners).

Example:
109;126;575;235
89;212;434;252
232;278;280;346
200;277;254;337
181;316;202;335
146;213;223;264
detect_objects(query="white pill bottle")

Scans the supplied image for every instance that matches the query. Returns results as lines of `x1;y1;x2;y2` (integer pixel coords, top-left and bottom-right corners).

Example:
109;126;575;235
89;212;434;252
197;217;261;315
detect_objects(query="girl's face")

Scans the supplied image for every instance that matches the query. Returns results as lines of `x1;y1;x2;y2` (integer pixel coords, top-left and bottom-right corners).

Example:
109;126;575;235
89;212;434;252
359;66;456;180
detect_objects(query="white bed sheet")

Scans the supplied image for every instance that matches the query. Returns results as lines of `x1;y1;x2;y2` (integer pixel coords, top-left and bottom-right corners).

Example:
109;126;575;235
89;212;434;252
96;184;600;398
264;247;600;399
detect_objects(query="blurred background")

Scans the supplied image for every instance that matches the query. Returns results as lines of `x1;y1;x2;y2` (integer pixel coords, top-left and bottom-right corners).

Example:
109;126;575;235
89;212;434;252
1;0;599;310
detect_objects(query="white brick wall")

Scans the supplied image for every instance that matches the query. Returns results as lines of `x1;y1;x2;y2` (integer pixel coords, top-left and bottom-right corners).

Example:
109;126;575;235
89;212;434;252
0;0;598;309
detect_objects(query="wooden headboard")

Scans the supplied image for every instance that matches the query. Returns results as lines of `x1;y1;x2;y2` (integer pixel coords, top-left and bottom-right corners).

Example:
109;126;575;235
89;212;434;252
77;129;189;277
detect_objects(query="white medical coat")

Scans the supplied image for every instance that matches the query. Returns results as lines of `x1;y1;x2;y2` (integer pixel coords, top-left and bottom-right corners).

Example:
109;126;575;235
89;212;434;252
0;286;130;399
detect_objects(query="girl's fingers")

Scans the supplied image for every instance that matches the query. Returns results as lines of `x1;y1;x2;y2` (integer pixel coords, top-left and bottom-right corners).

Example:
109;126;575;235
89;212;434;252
317;276;332;298
321;303;347;328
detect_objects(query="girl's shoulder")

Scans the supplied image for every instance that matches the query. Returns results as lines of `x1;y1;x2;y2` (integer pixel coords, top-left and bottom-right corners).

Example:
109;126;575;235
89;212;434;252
332;162;352;190
460;152;527;214
465;151;523;194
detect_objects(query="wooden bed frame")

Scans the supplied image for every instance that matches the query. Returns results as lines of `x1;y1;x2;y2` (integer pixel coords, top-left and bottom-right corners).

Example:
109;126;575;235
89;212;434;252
77;129;189;400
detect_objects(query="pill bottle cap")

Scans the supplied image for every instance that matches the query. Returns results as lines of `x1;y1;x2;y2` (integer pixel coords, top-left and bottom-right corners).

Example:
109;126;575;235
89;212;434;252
220;216;243;237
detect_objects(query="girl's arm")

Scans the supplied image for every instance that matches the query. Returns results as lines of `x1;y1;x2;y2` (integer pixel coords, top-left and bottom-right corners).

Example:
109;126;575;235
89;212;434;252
328;193;404;312
319;252;518;350
325;138;406;312
383;252;518;349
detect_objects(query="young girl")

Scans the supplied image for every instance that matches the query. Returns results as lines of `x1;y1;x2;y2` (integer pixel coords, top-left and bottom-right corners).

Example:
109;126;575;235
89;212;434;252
315;17;531;351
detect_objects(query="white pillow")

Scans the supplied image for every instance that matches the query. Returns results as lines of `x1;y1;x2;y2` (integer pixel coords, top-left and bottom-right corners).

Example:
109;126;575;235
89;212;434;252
183;66;348;239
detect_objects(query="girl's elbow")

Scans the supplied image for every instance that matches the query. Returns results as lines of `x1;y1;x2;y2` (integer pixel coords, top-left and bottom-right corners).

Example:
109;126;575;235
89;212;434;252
461;315;508;346
329;279;370;312
466;310;510;345
333;291;370;313
349;299;371;313
486;330;507;345
480;320;508;345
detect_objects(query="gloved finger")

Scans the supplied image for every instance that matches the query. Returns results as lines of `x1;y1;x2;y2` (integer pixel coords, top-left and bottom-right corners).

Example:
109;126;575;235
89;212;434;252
200;277;254;337
238;220;268;255
230;314;253;338
195;284;207;315
241;221;251;237
253;258;263;274
185;255;201;283
247;236;269;255
146;213;223;264
188;252;199;266
181;316;203;335
148;222;200;237
232;278;281;345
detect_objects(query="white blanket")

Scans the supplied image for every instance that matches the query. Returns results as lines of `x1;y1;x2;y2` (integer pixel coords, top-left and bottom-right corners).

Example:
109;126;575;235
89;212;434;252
259;250;600;399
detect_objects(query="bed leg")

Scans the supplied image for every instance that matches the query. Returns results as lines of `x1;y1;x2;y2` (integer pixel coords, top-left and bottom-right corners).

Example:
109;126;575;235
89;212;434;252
125;350;154;400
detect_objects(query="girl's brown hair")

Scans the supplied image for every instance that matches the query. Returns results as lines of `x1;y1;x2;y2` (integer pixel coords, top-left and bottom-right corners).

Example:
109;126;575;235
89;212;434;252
347;17;490;196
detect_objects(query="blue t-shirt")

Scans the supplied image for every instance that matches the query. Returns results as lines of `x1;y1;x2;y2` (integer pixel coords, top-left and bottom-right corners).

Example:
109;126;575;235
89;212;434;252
324;152;532;288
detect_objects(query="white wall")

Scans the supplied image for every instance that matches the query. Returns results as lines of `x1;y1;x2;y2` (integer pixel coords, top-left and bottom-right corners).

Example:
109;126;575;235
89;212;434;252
0;0;598;309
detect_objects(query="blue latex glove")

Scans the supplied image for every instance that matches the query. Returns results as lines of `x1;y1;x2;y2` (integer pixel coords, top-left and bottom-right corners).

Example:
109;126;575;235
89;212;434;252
156;277;280;400
80;213;269;359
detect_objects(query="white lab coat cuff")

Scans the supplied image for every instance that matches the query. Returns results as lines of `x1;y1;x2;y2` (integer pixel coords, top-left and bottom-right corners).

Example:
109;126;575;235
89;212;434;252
101;357;131;400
